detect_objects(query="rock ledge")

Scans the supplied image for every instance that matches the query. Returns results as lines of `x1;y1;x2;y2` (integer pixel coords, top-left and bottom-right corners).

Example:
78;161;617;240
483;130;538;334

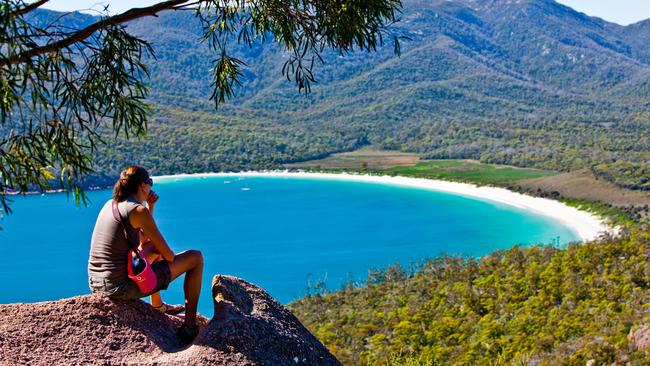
0;275;340;366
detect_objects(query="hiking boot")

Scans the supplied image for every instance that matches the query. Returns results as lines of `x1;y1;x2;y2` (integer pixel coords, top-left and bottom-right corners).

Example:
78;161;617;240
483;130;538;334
177;323;199;345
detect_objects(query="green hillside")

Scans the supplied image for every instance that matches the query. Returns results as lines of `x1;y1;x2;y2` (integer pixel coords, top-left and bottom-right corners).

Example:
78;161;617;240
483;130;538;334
290;229;650;365
28;0;650;191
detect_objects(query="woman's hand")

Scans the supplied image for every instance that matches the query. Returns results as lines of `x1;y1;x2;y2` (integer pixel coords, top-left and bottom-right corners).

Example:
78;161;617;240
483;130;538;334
129;205;175;262
146;190;159;208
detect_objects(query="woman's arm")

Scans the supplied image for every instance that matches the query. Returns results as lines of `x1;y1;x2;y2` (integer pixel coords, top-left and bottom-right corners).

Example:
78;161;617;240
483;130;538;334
140;191;159;244
129;205;175;262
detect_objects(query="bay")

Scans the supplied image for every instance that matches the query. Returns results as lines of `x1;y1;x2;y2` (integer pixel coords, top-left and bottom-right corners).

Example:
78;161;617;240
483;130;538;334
0;175;578;318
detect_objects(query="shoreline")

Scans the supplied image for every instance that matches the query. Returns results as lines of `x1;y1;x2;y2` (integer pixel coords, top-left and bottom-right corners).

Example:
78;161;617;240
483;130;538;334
154;170;613;242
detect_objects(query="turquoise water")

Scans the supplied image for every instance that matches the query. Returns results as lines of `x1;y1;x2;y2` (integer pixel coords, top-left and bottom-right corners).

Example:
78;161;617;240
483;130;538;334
0;175;578;318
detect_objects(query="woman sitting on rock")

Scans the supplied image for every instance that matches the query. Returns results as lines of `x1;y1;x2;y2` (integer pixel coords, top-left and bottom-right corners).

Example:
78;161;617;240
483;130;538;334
88;165;204;344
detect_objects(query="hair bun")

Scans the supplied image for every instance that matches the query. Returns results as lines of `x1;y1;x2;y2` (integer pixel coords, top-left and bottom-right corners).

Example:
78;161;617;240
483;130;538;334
113;165;149;202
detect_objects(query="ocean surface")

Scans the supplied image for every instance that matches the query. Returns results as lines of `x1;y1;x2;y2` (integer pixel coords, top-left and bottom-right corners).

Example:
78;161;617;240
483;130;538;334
0;175;579;317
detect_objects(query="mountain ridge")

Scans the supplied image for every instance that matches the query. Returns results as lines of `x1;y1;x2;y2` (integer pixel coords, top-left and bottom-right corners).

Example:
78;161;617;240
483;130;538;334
24;1;650;190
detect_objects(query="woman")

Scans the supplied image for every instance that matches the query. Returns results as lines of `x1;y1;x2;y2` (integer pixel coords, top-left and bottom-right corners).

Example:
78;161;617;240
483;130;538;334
88;166;204;344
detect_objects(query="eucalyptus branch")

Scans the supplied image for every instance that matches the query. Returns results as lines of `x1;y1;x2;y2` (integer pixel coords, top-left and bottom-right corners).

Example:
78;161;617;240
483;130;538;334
0;0;404;223
1;0;190;66
8;0;49;17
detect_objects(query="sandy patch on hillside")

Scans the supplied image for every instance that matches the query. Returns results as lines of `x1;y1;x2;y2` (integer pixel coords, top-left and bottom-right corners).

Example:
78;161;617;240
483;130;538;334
283;148;420;170
517;169;650;207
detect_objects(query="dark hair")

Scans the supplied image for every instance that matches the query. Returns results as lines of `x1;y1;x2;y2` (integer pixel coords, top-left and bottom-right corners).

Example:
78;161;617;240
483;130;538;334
113;166;150;202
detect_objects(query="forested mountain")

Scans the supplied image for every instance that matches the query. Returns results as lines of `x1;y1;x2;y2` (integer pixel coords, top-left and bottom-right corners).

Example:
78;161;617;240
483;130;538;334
28;0;650;189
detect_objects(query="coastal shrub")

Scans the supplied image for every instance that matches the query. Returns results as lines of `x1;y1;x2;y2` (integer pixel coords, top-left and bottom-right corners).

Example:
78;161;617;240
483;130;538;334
290;229;650;365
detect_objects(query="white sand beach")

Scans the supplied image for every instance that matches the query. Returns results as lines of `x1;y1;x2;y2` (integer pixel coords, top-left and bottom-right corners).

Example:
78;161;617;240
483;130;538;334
154;171;613;242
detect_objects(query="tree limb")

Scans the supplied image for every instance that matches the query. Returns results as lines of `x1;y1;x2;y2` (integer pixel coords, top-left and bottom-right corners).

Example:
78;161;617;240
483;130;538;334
1;0;191;66
10;0;50;17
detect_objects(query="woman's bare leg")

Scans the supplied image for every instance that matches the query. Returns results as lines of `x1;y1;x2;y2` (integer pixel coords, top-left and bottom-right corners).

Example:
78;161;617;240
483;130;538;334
168;250;204;327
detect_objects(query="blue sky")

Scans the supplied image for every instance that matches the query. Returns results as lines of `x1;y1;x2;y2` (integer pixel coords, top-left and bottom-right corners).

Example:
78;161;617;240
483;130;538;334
556;0;650;25
38;0;650;26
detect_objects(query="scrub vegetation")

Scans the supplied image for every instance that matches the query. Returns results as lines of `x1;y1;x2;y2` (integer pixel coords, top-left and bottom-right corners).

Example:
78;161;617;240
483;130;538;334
290;229;650;365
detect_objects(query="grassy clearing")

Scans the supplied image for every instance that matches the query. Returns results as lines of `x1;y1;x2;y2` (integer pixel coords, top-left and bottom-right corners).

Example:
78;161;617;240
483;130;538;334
383;160;554;186
290;149;555;186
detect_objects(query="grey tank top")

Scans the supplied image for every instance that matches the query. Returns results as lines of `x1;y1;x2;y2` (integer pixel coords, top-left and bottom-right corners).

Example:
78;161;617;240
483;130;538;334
88;198;142;285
